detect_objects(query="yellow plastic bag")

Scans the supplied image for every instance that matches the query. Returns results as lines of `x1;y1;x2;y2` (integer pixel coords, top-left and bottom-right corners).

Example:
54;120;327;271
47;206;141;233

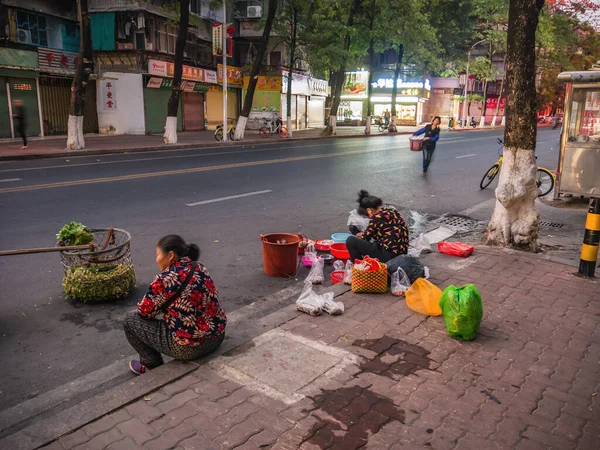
405;278;443;316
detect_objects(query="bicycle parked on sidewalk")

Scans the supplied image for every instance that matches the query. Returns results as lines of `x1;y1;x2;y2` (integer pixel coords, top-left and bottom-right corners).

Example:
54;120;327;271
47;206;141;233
480;138;556;196
259;116;289;138
214;119;236;141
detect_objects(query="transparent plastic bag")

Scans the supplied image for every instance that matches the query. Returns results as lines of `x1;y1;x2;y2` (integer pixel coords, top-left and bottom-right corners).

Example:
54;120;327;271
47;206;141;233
347;209;370;232
333;260;345;271
391;268;412;297
343;260;353;284
386;255;428;283
306;253;325;284
295;283;326;316
323;295;344;315
408;233;431;257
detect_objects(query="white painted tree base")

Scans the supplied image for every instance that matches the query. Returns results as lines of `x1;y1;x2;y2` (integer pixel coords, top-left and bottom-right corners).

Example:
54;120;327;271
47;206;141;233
286;116;293;138
163;116;177;144
328;116;337;135
233;116;247;141
486;147;539;251
66;115;85;150
365;116;371;134
491;115;498;127
479;116;486;128
501;116;506;126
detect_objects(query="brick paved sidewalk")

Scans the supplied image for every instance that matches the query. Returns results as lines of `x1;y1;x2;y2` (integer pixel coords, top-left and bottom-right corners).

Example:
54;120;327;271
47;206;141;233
41;248;599;450
0;126;418;161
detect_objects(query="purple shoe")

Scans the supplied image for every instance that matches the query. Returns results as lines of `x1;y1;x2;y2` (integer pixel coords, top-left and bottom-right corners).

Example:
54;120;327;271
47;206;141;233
129;360;147;375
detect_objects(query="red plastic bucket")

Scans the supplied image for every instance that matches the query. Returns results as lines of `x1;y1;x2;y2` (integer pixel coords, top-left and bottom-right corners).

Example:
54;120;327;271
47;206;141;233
260;233;301;277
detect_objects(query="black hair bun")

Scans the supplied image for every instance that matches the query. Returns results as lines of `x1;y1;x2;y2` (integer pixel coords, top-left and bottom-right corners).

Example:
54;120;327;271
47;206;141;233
186;244;200;261
357;190;370;203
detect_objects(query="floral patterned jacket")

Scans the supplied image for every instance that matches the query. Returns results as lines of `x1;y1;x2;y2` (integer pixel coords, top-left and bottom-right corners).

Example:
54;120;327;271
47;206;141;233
363;208;409;256
137;257;227;346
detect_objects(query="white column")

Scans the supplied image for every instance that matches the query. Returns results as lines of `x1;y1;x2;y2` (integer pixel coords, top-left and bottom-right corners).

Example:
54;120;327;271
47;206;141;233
36;77;45;137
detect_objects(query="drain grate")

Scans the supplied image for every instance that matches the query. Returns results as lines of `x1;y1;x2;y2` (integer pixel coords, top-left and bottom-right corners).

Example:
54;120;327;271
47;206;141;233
437;215;479;231
539;221;565;228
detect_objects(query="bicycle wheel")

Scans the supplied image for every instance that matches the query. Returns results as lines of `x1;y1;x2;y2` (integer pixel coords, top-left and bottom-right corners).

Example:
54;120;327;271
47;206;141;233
480;164;500;189
378;125;386;132
278;127;289;138
228;127;235;141
536;168;555;197
259;127;270;138
215;128;223;141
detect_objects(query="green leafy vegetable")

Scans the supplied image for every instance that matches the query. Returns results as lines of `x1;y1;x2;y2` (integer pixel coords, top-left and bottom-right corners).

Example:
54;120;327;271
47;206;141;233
63;264;136;302
57;222;94;246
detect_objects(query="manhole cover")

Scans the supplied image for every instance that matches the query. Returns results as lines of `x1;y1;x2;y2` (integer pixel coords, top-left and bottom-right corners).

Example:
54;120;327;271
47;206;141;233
209;330;360;404
436;215;479;231
539;221;565;228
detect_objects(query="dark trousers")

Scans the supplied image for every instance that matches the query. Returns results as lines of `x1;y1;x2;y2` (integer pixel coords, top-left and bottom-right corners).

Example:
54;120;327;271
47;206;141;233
123;312;224;369
422;142;436;173
347;236;395;263
16;120;26;146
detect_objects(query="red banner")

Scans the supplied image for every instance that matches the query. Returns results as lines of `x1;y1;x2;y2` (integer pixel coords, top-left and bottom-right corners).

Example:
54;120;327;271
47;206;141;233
486;97;506;110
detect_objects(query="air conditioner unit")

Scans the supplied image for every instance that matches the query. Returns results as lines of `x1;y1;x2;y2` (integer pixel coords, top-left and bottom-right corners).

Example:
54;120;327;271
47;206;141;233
247;6;262;18
17;29;31;44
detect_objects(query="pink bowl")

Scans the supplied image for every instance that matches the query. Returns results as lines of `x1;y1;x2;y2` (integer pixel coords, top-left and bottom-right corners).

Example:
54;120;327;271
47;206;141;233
302;255;322;267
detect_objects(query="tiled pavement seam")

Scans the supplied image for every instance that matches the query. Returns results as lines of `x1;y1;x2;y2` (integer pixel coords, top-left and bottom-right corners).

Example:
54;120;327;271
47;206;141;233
43;249;599;450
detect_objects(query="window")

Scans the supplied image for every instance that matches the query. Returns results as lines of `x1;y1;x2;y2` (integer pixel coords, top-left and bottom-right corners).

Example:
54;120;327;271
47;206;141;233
157;22;167;52
567;88;600;146
168;26;177;54
16;10;48;46
269;51;281;67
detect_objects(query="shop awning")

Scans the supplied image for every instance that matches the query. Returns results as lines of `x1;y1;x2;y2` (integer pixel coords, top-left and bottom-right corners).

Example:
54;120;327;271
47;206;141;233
0;48;39;72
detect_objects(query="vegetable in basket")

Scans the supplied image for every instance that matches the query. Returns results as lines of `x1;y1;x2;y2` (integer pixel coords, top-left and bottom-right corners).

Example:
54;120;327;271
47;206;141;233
57;222;94;246
63;264;136;302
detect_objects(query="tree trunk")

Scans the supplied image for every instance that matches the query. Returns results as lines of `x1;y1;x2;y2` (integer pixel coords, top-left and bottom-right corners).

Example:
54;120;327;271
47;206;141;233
365;2;376;135
286;7;298;137
234;0;278;140
66;0;92;150
327;0;361;135
486;0;545;251
479;80;488;127
492;54;507;126
163;0;190;144
390;44;404;129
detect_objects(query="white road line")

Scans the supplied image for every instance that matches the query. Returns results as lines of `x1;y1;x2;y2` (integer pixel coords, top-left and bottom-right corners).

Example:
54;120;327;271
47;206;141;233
0;178;22;183
186;190;273;207
373;166;408;174
455;154;477;159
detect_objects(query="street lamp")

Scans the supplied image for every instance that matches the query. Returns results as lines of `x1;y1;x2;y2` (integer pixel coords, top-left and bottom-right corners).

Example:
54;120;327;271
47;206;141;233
462;38;487;127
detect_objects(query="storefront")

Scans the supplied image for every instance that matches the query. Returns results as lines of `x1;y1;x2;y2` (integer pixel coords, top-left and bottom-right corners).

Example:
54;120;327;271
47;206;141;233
368;72;431;126
0;48;42;138
281;70;328;129
206;64;242;130
145;59;210;133
38;47;98;135
339;71;369;125
243;75;282;129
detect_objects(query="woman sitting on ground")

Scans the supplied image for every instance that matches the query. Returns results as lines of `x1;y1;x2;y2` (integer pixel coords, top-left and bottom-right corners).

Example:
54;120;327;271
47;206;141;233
124;235;227;375
346;190;409;263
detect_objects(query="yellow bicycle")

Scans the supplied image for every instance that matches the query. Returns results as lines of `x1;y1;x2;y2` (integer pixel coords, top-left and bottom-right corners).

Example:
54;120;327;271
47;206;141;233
480;138;556;197
214;119;236;141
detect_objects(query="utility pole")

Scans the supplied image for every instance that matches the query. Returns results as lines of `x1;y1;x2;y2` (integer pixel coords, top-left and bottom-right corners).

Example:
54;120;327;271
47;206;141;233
463;39;486;127
222;0;228;142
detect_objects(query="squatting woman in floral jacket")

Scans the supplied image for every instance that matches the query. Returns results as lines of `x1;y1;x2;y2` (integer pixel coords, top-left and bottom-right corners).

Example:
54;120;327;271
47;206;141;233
124;235;227;375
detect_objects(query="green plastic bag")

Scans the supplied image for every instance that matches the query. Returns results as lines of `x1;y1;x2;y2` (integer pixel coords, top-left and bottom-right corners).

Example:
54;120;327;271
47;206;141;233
439;284;483;341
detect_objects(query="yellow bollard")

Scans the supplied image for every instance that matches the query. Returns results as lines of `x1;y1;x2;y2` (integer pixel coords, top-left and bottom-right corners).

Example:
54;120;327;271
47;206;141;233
578;198;600;277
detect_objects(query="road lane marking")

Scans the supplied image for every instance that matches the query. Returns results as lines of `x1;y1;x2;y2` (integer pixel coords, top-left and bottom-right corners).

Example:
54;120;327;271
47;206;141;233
186;190;273;207
373;166;408;174
455;154;477;159
0;178;22;182
0;135;495;173
0;147;397;194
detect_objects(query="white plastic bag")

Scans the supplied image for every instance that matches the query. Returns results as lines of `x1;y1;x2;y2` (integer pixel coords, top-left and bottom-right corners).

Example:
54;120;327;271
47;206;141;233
343;260;353;284
333;260;345;271
408;233;431;257
295;283;326;316
306;253;325;285
347;209;370;232
323;295;344;315
391;268;412;297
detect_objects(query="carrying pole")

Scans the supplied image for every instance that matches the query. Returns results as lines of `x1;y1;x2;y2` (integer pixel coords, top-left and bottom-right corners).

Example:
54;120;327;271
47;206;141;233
578;198;600;277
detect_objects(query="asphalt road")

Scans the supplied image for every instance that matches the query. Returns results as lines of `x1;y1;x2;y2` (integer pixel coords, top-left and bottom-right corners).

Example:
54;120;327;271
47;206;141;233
0;128;561;411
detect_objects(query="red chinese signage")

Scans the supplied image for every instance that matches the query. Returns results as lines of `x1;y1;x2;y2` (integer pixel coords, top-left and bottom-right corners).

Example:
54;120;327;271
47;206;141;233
102;81;117;110
217;64;242;85
38;48;78;74
486;97;506;110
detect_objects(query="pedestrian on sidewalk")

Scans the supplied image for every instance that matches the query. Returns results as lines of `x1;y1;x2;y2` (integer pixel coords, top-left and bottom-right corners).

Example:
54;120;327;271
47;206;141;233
124;235;227;375
384;109;391;125
12;99;27;149
346;190;409;263
412;116;441;176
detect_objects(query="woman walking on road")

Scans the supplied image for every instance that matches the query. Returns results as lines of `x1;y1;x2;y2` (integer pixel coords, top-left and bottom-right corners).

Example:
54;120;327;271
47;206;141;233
124;235;227;375
412;116;441;176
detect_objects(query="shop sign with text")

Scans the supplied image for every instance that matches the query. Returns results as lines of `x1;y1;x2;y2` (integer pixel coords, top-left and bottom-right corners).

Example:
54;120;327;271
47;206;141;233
38;48;78;74
148;59;203;82
217;64;243;85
